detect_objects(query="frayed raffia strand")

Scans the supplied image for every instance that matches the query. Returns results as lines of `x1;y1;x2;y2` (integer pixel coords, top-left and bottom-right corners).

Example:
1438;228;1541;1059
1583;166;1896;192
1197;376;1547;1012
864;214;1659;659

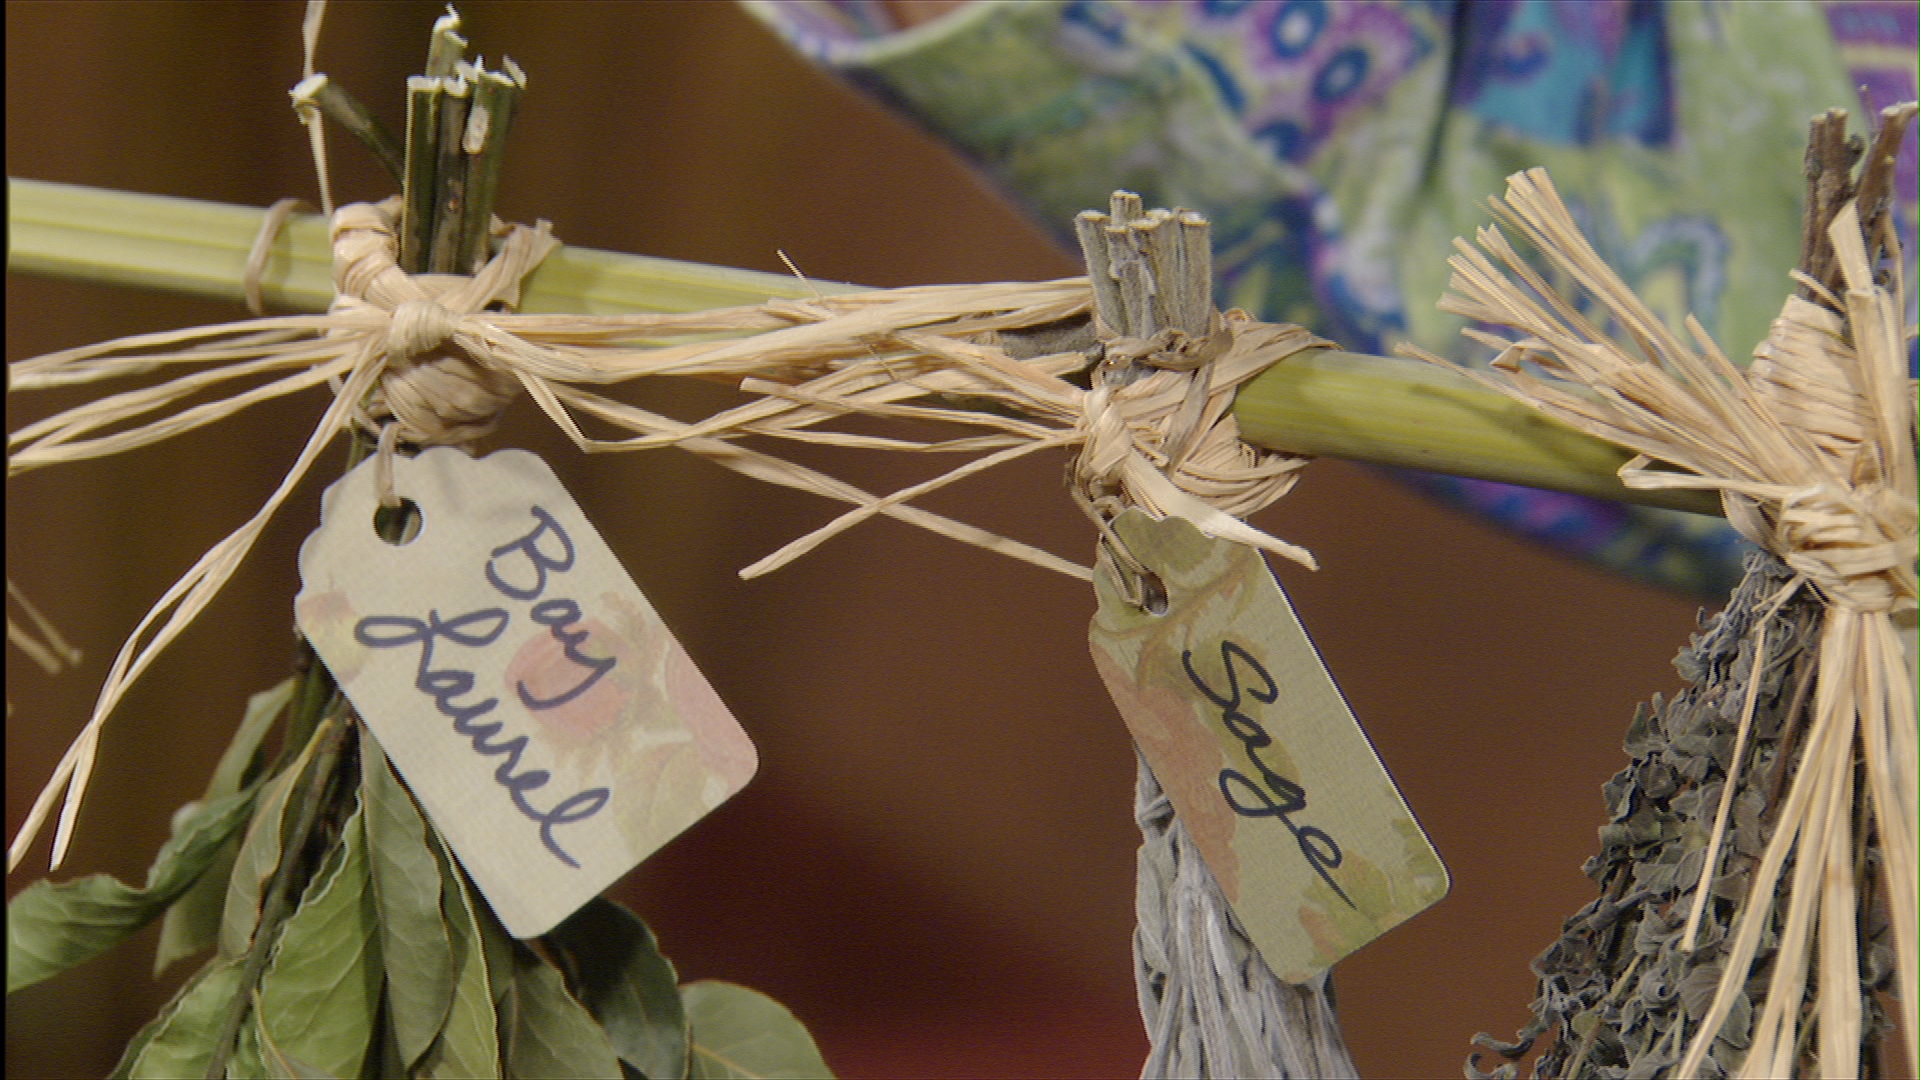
7;581;82;676
1400;159;1915;1078
9;194;1328;871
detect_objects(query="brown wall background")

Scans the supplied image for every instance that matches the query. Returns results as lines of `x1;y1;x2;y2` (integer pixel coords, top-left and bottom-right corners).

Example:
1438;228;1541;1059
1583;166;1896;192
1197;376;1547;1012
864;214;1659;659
6;3;1712;1077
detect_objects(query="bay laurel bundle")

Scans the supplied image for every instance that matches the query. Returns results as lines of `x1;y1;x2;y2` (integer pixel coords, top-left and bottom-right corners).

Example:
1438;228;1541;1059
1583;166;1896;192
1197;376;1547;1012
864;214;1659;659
8;679;828;1079
1405;105;1916;1079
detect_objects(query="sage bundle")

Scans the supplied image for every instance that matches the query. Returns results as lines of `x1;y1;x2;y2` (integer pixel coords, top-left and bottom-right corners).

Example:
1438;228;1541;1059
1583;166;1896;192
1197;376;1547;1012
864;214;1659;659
1405;105;1916;1079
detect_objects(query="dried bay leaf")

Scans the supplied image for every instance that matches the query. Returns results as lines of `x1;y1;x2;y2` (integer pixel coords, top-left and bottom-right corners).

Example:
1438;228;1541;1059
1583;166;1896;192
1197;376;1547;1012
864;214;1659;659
256;1007;339;1079
155;834;243;978
507;951;624;1079
7;785;260;994
109;955;229;1078
682;980;832;1080
221;724;328;958
125;957;246;1079
415;830;500;1080
226;1006;268;1079
361;732;455;1069
548;897;688;1080
256;795;381;1080
212;678;298;800
157;679;296;975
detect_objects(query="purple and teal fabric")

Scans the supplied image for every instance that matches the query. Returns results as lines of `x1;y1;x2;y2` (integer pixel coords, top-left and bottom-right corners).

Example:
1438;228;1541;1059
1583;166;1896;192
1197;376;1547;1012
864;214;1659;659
743;0;1917;599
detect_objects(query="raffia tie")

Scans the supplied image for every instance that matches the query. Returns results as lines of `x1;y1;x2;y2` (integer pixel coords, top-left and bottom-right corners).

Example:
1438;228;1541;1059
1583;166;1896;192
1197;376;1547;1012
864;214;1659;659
9;189;1342;873
1742;295;1919;617
1075;314;1328;574
328;197;554;448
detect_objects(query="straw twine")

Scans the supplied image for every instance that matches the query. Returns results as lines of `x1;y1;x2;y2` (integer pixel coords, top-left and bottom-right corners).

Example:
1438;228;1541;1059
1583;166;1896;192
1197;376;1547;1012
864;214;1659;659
8;195;1331;889
1402;160;1916;1079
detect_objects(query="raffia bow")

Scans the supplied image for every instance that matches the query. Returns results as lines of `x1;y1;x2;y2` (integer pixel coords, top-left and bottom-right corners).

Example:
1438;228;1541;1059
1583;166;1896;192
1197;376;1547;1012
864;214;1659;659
1403;165;1916;1079
9;192;1333;871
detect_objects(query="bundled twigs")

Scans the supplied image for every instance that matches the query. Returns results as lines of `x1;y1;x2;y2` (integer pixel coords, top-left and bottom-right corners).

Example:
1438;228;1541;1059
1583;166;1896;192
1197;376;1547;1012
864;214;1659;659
1403;103;1916;1079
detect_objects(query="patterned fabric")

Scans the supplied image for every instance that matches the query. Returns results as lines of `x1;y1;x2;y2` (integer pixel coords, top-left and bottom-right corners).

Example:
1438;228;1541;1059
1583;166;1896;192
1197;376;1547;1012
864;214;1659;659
743;0;1917;598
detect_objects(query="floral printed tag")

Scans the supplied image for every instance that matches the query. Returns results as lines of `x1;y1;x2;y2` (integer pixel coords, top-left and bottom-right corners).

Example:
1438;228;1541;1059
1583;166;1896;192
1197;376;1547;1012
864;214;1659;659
1089;509;1447;982
297;447;756;938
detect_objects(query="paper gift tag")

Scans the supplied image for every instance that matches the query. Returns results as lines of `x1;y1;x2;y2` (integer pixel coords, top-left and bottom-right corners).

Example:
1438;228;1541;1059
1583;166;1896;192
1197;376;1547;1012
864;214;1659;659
1089;509;1447;982
297;447;757;938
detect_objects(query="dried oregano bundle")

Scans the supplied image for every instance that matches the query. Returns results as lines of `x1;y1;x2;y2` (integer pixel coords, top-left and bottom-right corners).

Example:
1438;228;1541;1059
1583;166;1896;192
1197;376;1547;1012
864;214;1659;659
1414;105;1917;1080
1466;551;1896;1078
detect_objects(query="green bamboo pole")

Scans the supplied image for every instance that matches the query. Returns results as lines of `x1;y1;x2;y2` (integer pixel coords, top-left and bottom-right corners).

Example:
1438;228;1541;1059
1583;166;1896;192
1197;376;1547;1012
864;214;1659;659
4;177;1721;517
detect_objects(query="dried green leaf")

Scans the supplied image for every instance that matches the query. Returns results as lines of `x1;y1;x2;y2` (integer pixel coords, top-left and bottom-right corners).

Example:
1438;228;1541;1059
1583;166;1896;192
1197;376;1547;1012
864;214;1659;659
508;951;624;1079
7;785;260;994
548;897;688;1080
212;678;297;799
221;724;328;958
110;955;228;1078
156;679;296;975
361;732;455;1068
257;1003;341;1078
256;795;380;1080
155;833;243;978
682;981;832;1080
415;834;500;1080
126;957;246;1079
478;889;519;1012
226;1004;269;1079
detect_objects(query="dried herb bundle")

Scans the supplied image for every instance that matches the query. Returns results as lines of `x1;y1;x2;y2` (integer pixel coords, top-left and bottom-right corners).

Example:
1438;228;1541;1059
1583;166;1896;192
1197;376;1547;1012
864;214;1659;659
7;9;831;1077
1413;106;1917;1080
1465;551;1900;1078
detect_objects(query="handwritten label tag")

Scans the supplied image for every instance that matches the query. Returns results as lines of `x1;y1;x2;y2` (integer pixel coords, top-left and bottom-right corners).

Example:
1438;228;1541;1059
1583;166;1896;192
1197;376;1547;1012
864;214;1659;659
297;448;756;938
1089;510;1447;982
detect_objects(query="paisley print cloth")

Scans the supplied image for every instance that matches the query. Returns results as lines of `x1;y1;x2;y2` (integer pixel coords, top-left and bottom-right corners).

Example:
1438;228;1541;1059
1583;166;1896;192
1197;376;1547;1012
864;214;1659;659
743;0;1917;598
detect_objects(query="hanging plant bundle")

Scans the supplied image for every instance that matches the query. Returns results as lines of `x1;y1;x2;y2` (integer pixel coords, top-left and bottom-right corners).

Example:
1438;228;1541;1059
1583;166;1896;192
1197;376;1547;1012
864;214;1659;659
1403;105;1916;1080
7;11;833;1079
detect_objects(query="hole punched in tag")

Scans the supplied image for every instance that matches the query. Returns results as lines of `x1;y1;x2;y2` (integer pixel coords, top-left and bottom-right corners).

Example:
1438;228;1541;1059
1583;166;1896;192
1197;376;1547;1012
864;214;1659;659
372;498;424;546
367;422;424;545
1100;524;1169;615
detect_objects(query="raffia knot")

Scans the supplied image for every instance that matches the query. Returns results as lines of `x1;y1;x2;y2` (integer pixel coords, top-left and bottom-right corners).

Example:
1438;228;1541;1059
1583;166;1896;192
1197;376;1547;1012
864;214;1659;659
386;297;460;364
328;196;560;447
1073;313;1327;571
1763;482;1919;614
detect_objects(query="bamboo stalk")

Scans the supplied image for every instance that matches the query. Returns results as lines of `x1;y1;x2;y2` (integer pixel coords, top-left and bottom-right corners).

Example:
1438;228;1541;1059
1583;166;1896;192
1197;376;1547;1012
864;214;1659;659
4;177;1722;517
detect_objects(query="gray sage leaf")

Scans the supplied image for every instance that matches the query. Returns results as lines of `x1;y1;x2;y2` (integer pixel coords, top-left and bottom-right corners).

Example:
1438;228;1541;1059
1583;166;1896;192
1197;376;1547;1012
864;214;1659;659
682;980;832;1080
547;897;688;1080
361;731;456;1069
